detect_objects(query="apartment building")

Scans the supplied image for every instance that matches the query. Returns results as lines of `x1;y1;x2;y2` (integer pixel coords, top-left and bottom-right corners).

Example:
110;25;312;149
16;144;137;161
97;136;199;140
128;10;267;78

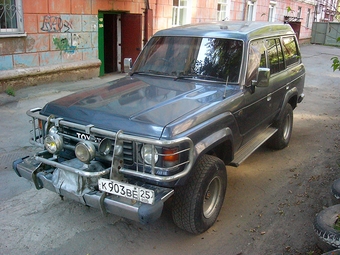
0;0;316;91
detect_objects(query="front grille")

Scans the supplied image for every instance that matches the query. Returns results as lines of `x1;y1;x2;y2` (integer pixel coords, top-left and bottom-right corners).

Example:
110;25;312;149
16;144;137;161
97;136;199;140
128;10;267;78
62;126;134;166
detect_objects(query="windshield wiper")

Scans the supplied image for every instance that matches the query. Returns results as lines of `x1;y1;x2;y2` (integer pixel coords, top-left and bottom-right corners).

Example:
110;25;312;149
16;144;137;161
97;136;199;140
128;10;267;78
175;74;226;82
131;70;171;76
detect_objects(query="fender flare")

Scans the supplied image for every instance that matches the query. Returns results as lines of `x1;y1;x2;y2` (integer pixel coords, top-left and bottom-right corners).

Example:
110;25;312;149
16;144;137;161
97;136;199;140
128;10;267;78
194;127;234;157
277;87;298;121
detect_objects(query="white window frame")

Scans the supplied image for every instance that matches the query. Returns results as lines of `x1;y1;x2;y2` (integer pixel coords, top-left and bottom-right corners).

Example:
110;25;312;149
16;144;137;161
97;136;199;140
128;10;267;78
306;8;311;27
247;0;257;21
268;1;276;22
0;0;24;36
172;0;191;26
217;0;231;21
297;6;302;18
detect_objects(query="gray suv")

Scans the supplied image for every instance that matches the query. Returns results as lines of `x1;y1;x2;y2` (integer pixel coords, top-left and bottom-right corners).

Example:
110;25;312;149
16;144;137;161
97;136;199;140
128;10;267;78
13;21;305;234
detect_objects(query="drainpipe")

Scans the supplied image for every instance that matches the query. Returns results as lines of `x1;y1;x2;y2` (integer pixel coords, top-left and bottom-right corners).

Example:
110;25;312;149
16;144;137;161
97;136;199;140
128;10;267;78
144;0;153;46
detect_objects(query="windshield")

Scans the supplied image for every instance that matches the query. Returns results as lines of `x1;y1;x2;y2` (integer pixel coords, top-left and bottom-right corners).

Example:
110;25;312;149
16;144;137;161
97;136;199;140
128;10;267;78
132;36;243;83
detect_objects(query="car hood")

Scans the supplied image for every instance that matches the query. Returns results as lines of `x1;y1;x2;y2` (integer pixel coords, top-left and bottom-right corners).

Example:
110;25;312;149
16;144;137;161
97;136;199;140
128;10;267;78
41;75;240;139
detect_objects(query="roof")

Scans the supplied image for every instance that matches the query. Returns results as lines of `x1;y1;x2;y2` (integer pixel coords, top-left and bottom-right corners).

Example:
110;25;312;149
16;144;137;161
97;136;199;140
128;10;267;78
154;21;295;40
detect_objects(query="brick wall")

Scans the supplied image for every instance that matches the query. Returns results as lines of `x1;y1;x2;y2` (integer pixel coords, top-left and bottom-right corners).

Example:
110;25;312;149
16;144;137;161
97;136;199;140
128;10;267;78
0;0;314;92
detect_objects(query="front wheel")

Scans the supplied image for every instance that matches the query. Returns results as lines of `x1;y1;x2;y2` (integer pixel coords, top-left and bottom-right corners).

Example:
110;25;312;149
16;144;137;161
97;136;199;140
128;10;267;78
172;155;227;234
267;103;293;150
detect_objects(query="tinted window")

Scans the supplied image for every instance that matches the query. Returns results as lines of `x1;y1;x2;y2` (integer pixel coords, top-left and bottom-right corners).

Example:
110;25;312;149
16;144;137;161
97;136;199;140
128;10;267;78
282;36;300;66
266;39;284;75
133;36;243;83
246;40;267;85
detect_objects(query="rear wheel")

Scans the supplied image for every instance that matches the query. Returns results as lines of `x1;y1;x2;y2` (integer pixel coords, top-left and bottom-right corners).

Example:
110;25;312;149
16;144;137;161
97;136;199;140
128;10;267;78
267;103;293;150
172;155;227;234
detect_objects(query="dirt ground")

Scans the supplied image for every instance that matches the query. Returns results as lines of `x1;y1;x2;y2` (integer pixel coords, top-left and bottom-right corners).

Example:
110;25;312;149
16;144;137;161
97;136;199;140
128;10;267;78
0;44;339;255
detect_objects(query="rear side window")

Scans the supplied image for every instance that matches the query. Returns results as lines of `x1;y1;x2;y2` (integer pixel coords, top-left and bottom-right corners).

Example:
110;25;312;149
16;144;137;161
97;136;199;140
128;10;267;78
266;38;284;75
282;36;300;66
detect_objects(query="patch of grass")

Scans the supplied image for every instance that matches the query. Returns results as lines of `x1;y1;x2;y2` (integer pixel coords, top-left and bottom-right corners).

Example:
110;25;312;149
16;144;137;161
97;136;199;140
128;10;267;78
5;86;15;96
334;214;340;231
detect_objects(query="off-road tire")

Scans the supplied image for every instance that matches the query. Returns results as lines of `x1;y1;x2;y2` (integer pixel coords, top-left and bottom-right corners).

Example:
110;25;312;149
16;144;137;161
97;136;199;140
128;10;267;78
172;155;227;234
267;103;293;150
332;179;340;200
314;204;340;248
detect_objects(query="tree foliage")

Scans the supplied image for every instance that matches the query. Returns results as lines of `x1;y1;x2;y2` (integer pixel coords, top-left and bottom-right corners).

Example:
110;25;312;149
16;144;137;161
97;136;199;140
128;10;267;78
331;37;340;72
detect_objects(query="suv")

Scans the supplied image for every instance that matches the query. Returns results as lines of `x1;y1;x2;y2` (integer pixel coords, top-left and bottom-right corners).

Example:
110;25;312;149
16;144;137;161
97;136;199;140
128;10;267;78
13;21;305;234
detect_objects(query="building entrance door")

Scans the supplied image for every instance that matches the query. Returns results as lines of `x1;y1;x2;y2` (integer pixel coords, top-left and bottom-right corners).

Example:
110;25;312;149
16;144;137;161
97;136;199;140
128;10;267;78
98;12;142;76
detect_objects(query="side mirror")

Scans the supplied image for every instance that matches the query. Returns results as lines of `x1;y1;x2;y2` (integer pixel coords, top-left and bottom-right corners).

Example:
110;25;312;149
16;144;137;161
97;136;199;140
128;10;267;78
123;58;132;73
256;67;270;87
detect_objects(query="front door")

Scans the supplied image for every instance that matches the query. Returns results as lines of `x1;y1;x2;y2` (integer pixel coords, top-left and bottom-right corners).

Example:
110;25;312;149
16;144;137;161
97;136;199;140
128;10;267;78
98;13;142;76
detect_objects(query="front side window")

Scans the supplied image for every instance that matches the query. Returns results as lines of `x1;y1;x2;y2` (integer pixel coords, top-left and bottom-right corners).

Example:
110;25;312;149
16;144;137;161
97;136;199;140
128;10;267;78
172;0;188;26
133;36;243;83
246;39;267;85
282;36;300;66
0;0;24;34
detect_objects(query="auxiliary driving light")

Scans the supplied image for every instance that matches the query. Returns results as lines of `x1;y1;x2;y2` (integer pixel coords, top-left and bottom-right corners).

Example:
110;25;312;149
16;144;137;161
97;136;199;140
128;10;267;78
141;144;159;165
98;138;112;156
44;133;63;154
75;141;96;163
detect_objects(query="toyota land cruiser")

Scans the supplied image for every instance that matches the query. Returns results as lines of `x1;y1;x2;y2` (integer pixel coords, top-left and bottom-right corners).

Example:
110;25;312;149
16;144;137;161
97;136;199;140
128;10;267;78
13;21;305;234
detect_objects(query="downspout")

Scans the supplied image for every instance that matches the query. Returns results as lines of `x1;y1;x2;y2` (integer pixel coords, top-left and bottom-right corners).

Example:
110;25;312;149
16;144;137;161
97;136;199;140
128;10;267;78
144;0;153;46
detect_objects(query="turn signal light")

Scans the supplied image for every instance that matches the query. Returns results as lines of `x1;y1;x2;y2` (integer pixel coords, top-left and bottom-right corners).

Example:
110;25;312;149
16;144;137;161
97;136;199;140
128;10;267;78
163;148;179;162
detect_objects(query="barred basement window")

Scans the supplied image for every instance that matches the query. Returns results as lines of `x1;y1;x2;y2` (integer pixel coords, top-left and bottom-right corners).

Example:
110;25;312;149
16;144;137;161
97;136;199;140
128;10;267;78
0;0;24;35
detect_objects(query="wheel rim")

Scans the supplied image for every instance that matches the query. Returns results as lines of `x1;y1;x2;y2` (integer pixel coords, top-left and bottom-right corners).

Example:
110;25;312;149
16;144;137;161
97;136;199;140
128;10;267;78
203;176;222;219
283;113;292;140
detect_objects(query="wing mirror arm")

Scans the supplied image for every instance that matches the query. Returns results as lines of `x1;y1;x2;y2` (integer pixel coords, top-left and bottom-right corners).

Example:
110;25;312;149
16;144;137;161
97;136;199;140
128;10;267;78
249;68;270;93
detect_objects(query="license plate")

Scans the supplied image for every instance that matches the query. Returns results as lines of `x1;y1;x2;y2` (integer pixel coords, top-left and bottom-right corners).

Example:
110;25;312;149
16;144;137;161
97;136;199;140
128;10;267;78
98;178;155;205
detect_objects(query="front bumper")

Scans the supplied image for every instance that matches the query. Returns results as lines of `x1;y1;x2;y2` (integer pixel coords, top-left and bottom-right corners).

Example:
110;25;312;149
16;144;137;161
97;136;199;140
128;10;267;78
13;155;174;224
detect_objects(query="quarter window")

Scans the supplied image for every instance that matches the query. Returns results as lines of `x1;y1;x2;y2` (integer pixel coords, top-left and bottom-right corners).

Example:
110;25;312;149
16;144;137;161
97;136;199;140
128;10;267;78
282;36;300;66
0;0;24;35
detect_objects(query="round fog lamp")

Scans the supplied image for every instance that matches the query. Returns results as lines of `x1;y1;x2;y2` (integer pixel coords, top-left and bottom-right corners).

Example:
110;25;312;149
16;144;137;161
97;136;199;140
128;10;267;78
75;141;96;163
141;145;158;165
44;133;63;154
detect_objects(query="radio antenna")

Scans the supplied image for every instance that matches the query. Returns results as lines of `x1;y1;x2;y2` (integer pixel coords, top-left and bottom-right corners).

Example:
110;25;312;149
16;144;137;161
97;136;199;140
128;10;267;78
223;76;229;99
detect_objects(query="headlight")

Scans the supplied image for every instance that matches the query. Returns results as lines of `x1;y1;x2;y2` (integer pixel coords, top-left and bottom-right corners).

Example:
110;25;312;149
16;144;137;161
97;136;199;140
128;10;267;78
141;144;159;165
44;133;63;154
75;141;96;163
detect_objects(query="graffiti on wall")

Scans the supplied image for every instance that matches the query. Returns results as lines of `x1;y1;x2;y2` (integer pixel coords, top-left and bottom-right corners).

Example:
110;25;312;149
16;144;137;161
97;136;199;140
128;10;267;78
41;15;72;33
53;37;76;53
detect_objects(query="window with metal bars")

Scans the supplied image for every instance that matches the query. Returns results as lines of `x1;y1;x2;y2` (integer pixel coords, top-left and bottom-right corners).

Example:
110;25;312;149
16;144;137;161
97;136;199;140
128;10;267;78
0;0;24;35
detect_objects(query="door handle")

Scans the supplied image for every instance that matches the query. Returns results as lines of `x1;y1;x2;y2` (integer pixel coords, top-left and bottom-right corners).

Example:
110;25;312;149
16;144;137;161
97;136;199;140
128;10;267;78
267;94;272;101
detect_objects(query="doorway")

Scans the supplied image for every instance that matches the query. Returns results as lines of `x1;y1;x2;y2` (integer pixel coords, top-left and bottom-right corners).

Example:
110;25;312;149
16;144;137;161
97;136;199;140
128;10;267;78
98;12;142;76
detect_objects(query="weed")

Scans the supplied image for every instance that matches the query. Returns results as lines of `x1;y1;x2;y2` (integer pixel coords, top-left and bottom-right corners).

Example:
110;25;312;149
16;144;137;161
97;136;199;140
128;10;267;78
5;86;15;96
